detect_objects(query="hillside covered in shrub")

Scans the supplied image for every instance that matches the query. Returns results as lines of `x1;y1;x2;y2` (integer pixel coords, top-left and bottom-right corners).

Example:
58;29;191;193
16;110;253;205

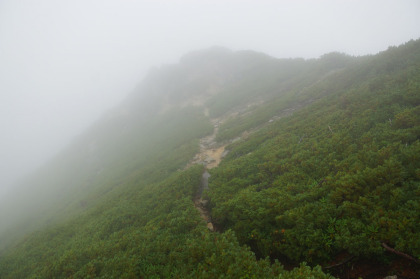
0;40;419;278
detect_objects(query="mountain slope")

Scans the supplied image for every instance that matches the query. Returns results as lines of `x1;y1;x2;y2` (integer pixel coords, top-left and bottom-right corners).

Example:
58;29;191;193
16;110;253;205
207;40;420;278
0;40;419;278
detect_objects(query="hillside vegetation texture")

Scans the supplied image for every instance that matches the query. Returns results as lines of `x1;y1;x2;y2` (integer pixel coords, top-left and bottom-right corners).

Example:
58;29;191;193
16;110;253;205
0;40;419;278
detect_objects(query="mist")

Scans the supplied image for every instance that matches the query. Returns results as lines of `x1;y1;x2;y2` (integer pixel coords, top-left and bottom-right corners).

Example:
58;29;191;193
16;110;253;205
0;0;419;198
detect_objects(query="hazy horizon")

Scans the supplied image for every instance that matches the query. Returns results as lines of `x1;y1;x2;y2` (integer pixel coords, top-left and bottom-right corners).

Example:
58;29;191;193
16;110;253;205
1;0;419;197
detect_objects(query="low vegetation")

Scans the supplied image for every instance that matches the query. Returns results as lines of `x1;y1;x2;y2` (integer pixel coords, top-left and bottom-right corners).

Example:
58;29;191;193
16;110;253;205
0;40;419;278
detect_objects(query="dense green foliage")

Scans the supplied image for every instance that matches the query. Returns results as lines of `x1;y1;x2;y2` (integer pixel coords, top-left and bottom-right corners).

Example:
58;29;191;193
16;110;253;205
1;40;419;278
207;40;420;268
0;148;328;278
0;101;329;277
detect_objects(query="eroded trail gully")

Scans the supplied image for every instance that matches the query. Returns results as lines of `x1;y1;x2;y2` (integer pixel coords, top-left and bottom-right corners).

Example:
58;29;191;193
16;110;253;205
190;104;285;231
194;170;214;231
191;117;228;231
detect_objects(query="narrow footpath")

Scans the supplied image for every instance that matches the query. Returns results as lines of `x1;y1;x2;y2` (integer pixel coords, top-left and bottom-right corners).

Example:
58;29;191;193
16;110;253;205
191;117;228;231
194;170;214;231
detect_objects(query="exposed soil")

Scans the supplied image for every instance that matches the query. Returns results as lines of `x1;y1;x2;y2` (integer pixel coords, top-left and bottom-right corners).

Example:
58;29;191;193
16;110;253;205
189;118;228;170
190;111;228;231
202;146;225;169
193;169;216;231
194;197;214;231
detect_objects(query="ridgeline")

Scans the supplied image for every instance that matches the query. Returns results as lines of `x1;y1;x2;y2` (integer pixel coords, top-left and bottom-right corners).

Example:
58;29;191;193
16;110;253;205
0;41;419;278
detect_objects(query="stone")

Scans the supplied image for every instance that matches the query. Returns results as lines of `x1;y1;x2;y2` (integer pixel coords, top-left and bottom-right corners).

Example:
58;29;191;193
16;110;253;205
207;222;214;231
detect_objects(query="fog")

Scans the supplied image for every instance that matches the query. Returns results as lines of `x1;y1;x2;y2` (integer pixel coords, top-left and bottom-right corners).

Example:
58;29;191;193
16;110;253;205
0;0;419;197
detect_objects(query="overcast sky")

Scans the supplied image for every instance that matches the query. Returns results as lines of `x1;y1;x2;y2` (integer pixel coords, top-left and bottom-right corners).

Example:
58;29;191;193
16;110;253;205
0;0;419;196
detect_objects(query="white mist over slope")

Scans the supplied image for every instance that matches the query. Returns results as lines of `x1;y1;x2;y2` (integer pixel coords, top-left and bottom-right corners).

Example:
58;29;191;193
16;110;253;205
0;0;419;197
